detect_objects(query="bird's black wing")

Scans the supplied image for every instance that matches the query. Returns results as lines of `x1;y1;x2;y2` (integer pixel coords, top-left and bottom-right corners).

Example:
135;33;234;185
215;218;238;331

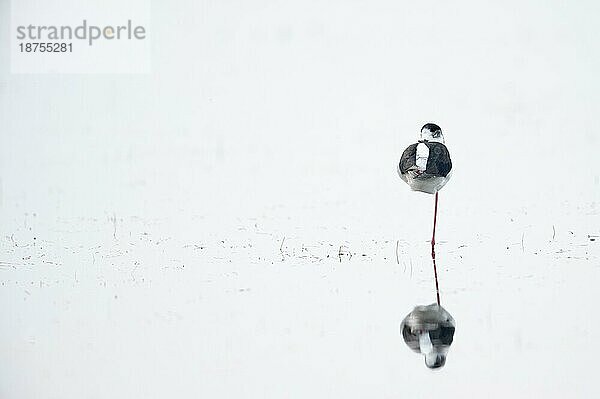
401;322;421;353
399;143;418;174
429;325;455;347
425;142;452;177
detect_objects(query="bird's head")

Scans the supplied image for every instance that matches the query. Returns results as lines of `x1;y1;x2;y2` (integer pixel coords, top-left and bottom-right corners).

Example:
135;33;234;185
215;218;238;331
424;351;447;369
420;123;444;143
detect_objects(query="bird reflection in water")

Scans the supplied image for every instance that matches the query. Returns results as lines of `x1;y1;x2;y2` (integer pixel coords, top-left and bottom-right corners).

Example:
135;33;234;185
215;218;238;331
401;303;455;369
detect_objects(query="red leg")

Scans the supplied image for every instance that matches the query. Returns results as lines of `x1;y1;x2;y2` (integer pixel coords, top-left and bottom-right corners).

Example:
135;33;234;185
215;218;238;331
432;192;440;305
432;191;438;259
433;258;440;305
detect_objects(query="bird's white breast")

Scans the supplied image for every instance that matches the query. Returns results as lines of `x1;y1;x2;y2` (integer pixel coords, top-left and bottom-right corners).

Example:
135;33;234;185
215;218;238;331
415;142;429;171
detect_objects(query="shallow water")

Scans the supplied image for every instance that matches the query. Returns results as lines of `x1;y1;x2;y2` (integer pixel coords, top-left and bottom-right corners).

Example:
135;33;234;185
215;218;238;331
0;202;598;398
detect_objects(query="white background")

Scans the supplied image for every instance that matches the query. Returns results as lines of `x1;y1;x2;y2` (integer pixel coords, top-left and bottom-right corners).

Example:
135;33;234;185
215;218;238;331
1;0;599;398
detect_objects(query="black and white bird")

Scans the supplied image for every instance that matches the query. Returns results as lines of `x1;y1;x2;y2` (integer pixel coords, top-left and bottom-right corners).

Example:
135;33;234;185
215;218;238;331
400;303;456;369
397;123;452;195
398;123;453;301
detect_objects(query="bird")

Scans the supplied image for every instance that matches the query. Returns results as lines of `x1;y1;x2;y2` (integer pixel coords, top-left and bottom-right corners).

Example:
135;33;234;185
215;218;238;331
397;123;453;304
397;123;452;195
400;303;456;369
